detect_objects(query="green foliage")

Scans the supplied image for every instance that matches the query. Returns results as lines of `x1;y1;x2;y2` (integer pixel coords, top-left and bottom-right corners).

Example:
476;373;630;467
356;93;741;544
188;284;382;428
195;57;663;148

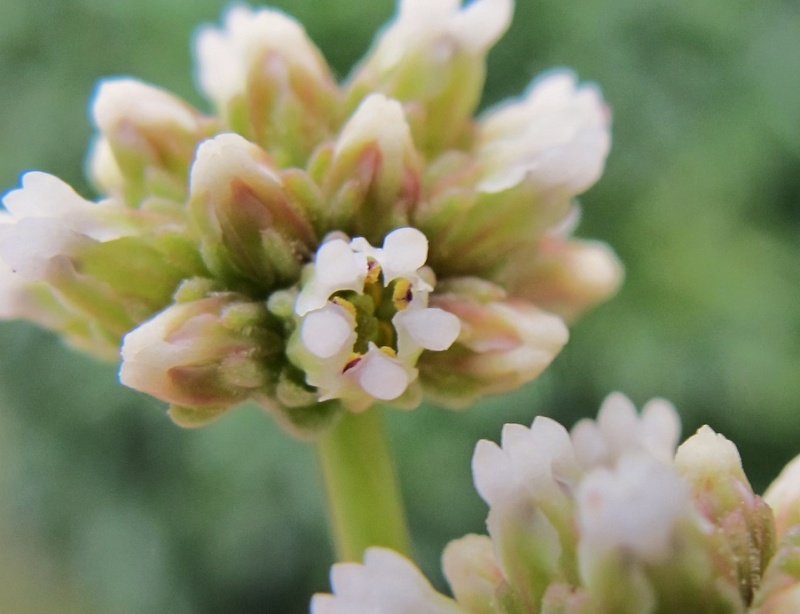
1;0;799;611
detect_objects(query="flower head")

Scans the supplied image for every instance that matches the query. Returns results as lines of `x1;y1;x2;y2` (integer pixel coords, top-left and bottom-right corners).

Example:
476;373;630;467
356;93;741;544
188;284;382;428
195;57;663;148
316;393;800;612
1;0;620;432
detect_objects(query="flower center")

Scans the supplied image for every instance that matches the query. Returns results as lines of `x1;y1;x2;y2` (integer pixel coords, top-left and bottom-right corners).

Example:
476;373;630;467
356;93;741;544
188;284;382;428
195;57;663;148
330;260;413;357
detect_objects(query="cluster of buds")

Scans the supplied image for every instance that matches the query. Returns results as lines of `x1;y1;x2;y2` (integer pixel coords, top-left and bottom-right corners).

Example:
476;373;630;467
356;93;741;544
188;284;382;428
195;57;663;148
0;0;621;432
314;393;800;613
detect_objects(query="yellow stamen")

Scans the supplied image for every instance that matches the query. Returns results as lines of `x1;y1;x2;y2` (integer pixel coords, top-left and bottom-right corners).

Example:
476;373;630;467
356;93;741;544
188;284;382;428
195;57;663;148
331;296;357;320
392;279;413;311
379;346;397;357
365;259;382;285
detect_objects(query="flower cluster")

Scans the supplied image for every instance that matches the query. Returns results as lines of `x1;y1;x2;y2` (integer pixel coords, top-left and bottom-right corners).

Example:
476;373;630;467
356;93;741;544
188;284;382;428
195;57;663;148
0;0;620;432
315;393;800;613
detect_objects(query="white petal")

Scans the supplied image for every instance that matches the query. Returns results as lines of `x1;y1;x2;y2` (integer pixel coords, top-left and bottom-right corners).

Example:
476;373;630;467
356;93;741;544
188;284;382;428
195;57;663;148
3;172;130;242
577;455;692;565
357;347;409;401
295;239;367;315
472;439;515;506
301;304;356;359
378;226;429;283
450;0;513;51
394;307;460;353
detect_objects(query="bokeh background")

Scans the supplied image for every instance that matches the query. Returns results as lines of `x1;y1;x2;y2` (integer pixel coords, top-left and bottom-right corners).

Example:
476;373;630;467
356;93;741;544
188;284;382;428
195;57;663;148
1;0;799;611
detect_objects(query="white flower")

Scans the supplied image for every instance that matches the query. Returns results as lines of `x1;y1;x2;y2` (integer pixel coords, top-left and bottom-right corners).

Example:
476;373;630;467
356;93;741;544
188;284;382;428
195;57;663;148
472;416;580;512
576;454;693;567
477;70;611;195
311;547;464;614
0;172;134;281
570;392;680;470
291;227;460;410
363;0;513;73
195;5;332;114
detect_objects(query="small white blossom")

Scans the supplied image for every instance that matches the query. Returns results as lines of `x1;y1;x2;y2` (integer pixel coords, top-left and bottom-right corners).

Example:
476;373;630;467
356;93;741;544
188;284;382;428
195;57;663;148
311;547;464;614
477;70;611;195
0;172;136;281
571;392;680;469
292;227;460;410
576;454;693;567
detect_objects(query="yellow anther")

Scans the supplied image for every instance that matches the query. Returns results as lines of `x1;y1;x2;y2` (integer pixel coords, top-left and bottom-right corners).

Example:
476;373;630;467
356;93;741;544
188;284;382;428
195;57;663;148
379;346;397;358
392;279;413;311
365;259;382;285
331;296;357;320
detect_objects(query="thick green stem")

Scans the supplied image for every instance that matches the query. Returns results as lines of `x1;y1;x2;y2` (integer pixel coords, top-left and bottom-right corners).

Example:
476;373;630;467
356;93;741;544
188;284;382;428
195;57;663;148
316;408;410;561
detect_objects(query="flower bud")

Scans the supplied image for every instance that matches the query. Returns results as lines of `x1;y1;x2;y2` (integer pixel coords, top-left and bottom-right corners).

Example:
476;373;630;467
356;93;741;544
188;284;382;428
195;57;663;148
322;94;421;244
91;77;214;204
499;235;623;321
421;278;568;408
442;534;506;614
763;453;800;539
675;425;776;605
188;133;317;292
751;530;800;614
195;5;341;166
347;0;513;154
119;292;282;427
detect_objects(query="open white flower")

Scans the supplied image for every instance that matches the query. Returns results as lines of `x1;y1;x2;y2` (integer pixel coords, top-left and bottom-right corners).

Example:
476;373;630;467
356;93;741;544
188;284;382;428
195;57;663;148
312;547;464;614
571;392;680;469
477;70;611;195
291;227;460;411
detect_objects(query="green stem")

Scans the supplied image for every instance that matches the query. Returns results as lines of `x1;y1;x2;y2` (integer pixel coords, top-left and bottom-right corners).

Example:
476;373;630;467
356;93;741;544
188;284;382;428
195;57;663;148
316;408;410;561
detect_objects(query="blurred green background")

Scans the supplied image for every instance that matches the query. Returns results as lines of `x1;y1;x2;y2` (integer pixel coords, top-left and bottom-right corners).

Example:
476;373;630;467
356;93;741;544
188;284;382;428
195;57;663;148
1;0;799;611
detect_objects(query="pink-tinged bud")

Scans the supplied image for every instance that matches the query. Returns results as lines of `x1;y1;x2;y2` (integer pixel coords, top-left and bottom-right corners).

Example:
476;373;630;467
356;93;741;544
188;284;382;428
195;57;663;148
91;77;214;204
421;278;568;408
675;426;776;605
442;534;506;614
323;94;421;243
194;5;341;166
500;235;623;321
188;133;317;291
751;531;800;614
347;0;513;154
764;453;800;540
119;293;281;427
